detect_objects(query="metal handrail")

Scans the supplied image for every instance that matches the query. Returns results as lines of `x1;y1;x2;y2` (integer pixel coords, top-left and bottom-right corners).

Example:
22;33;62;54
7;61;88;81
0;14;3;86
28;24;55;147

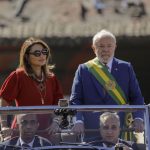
0;105;146;115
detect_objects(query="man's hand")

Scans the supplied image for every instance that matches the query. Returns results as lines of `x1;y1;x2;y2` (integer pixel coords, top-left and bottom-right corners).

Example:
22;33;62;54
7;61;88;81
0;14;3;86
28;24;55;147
115;143;133;150
133;118;144;132
71;122;84;135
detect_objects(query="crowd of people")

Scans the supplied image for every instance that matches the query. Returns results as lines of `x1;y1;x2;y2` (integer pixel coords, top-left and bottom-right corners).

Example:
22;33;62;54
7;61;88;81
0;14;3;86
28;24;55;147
80;0;147;21
0;29;147;149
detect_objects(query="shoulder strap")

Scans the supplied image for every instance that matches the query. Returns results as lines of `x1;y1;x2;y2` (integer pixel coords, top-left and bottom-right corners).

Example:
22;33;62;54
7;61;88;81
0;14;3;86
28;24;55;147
85;57;127;105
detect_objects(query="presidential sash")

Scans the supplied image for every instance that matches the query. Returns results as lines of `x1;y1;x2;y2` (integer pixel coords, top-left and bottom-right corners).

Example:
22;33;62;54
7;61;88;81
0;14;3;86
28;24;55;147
85;57;134;141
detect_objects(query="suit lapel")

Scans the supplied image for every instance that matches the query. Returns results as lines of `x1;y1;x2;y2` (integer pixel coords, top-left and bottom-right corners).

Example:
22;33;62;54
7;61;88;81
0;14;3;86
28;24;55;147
111;58;120;78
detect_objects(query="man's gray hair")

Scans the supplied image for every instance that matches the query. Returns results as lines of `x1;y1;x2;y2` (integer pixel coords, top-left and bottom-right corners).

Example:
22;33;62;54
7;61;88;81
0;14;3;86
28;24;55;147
99;112;120;127
92;29;116;45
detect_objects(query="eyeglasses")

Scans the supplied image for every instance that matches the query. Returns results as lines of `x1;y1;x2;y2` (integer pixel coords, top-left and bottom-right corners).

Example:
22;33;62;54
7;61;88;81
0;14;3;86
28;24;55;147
28;49;48;57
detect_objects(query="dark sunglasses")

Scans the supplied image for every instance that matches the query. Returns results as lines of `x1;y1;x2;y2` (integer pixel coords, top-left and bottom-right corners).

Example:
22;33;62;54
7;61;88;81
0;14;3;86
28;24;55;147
29;49;48;57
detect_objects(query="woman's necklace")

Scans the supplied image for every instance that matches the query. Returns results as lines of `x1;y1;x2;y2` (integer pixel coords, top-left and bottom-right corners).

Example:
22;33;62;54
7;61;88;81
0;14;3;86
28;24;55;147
32;72;44;83
38;82;46;105
32;72;46;105
35;81;46;105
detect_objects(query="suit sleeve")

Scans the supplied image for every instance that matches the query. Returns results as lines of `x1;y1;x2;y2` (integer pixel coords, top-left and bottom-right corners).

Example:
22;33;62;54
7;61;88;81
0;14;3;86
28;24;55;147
70;65;84;105
70;65;84;121
128;63;144;119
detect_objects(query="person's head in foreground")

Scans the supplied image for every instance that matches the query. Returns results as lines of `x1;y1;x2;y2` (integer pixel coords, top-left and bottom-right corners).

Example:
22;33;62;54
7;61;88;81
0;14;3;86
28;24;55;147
17;114;39;143
99;112;133;150
100;112;120;144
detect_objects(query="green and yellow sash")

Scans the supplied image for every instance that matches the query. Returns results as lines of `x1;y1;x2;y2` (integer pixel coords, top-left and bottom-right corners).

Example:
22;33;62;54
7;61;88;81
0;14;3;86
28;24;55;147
85;57;134;141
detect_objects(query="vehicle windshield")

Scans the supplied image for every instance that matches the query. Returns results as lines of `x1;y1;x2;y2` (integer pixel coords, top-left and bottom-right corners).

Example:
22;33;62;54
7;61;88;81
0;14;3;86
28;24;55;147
0;105;149;150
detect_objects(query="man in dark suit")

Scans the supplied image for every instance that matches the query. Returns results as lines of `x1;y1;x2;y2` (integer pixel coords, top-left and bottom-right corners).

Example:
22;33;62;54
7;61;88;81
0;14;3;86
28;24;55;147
70;29;144;139
88;112;145;150
1;114;52;149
